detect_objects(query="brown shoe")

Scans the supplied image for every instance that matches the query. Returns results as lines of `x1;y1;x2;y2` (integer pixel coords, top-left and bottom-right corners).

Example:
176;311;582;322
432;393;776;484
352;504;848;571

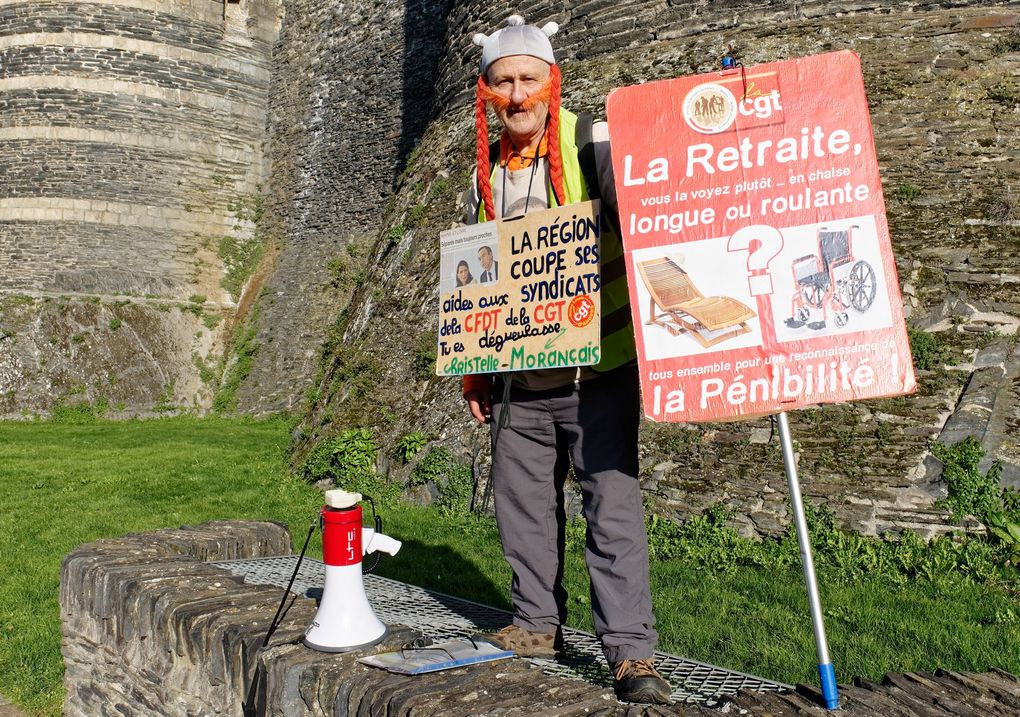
612;658;673;704
475;624;562;658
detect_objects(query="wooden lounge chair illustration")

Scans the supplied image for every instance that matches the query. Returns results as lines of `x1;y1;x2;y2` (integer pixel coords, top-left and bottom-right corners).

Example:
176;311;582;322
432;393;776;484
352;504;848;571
636;257;757;348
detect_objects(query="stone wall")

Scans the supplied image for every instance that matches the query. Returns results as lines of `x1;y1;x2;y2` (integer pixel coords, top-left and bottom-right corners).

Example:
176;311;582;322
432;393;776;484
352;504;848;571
244;0;997;413
236;0;453;413
0;0;283;413
60;522;1020;716
290;1;1020;538
0;293;224;415
0;0;280;299
433;0;989;108
61;521;293;715
57;521;663;716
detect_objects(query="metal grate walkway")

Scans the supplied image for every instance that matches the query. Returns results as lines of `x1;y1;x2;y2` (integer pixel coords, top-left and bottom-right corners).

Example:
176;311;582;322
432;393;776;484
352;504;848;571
212;556;791;706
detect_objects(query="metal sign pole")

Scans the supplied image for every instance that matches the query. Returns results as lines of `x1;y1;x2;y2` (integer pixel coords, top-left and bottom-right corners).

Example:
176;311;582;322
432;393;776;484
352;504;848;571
776;411;839;710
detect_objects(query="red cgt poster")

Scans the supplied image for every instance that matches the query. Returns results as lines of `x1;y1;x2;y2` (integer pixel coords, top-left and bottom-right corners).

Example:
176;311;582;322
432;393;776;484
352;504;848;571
607;50;916;422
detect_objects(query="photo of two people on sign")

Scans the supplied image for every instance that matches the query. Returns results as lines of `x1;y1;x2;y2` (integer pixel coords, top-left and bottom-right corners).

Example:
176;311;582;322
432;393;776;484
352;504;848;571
441;239;501;295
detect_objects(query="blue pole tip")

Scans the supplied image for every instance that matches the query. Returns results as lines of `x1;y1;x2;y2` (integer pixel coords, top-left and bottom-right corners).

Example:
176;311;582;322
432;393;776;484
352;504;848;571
817;662;839;710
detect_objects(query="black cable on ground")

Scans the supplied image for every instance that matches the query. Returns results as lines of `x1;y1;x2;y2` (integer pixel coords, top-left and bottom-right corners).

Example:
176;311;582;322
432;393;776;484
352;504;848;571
242;519;317;716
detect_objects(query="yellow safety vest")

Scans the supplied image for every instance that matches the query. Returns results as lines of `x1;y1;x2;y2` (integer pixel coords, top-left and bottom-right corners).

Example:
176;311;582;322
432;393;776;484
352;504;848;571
479;108;636;372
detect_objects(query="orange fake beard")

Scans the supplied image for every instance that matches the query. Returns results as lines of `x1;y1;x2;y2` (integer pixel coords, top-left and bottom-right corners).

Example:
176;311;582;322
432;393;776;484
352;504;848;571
480;78;553;113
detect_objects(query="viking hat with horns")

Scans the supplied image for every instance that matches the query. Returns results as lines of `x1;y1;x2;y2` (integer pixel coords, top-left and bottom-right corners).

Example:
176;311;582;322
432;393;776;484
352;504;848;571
472;15;565;221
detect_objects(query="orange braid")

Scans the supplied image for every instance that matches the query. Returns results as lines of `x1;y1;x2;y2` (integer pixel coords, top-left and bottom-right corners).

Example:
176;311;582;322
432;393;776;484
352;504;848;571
546;64;565;207
475;74;496;222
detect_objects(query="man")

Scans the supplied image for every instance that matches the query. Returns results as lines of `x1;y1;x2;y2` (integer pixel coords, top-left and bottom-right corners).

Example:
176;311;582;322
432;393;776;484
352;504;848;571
478;245;498;283
461;15;672;705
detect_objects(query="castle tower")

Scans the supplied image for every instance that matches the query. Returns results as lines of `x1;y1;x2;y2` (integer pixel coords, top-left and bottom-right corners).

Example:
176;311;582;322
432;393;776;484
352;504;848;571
0;0;280;298
0;0;282;413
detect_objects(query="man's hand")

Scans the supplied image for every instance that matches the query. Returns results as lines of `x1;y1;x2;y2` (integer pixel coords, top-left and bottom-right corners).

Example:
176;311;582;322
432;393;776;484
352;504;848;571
465;388;492;424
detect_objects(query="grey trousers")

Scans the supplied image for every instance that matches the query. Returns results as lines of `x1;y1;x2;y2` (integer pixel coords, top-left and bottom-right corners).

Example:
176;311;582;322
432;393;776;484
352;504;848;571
490;366;658;663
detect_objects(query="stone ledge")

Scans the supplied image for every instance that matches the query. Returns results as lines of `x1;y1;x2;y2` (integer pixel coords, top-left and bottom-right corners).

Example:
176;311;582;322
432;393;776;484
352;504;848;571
0;197;246;234
0;33;272;79
0;76;266;119
0;126;257;162
55;522;1020;716
60;521;696;716
0;0;238;28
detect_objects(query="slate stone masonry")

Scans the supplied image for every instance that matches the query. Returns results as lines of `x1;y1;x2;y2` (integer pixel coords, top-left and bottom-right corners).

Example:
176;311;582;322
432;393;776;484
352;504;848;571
289;1;1020;538
244;0;1016;420
2;0;1018;536
60;520;295;716
237;0;453;413
58;521;666;716
60;522;1020;716
0;0;283;414
0;0;281;300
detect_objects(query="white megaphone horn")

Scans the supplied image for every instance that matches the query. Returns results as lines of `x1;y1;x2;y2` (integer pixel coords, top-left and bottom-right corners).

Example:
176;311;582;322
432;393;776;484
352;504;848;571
303;489;401;652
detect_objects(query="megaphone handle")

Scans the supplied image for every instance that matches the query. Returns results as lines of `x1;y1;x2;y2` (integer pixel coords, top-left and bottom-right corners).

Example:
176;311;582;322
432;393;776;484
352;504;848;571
363;511;384;574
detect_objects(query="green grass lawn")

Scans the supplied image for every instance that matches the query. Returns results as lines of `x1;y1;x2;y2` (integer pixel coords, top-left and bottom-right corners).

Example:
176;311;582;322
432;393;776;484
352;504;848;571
1;417;1018;716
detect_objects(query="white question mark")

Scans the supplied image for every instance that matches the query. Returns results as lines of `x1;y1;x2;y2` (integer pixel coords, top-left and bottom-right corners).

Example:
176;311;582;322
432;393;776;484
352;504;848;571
726;225;785;296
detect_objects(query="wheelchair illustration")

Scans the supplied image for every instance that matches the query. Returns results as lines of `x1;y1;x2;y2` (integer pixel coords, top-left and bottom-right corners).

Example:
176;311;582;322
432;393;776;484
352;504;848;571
785;225;877;330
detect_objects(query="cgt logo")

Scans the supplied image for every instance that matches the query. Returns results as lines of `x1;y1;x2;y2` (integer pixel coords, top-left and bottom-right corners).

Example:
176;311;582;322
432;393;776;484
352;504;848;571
739;89;782;119
682;74;785;135
682;83;737;134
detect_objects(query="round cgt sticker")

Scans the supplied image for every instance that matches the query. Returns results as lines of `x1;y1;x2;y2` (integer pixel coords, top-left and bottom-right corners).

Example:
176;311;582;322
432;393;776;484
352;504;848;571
568;295;596;328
